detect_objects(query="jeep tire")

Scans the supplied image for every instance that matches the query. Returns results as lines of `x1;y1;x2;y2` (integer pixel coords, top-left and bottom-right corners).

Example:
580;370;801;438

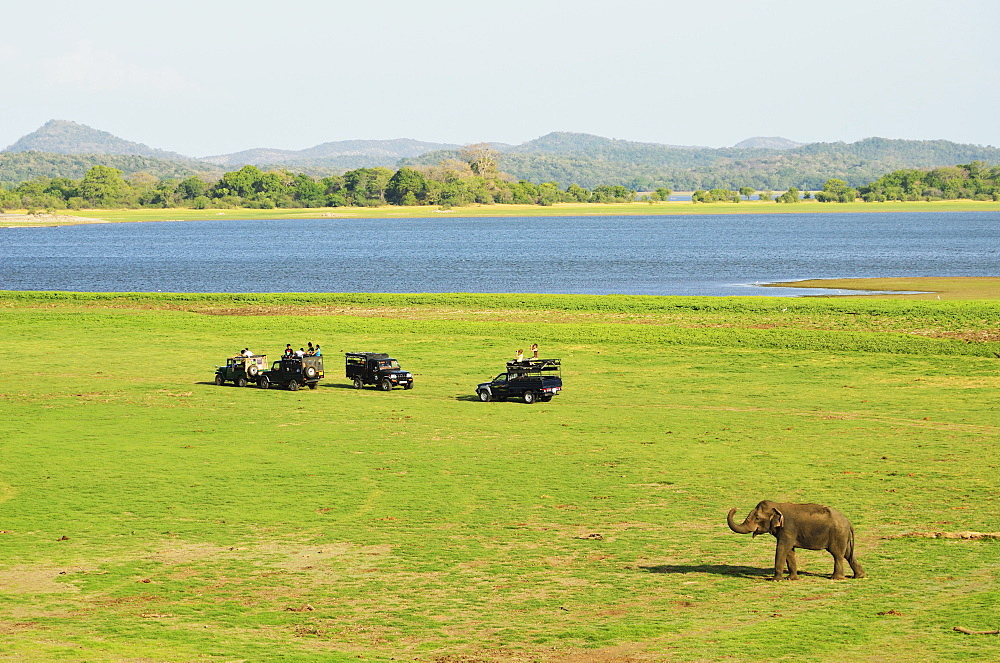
353;377;363;389
257;376;270;389
287;380;300;392
380;378;393;391
478;389;492;402
215;374;225;386
523;391;536;404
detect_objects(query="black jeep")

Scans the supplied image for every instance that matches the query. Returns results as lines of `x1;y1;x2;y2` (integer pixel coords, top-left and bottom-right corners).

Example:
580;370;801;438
215;355;267;387
346;352;413;391
256;356;324;391
476;359;562;404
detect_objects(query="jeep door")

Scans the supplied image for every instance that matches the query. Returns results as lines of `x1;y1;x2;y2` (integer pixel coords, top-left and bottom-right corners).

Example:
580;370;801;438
490;374;510;399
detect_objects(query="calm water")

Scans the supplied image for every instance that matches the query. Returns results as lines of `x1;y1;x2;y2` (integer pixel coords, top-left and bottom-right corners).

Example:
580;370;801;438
1;212;997;296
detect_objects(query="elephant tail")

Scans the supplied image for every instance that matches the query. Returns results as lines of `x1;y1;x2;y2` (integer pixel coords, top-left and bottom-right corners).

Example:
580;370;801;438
847;525;866;578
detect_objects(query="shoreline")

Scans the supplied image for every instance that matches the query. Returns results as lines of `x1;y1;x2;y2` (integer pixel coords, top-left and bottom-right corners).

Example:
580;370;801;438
0;277;997;300
3;199;1000;226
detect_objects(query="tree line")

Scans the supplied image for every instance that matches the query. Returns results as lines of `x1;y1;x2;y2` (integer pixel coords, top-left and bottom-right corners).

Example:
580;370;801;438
2;155;998;213
0;146;639;212
857;162;1000;201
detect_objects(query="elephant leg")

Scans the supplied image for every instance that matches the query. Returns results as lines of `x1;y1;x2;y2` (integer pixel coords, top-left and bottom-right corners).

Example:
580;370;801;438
847;550;865;579
771;540;793;580
785;549;799;580
829;549;847;580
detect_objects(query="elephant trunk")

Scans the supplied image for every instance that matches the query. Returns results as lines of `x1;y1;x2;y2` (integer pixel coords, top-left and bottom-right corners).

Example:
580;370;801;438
727;508;754;534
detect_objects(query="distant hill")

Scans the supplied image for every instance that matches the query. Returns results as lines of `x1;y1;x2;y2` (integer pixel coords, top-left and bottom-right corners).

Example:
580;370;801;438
732;136;803;150
403;132;1000;190
204;138;461;170
4;119;191;161
510;131;705;154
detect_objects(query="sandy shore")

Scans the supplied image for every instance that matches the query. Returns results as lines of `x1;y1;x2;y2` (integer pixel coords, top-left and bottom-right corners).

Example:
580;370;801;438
0;213;107;227
767;276;1000;300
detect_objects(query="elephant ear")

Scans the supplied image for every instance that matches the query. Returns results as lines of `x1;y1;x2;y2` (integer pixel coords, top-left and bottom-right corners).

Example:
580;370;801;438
769;509;785;532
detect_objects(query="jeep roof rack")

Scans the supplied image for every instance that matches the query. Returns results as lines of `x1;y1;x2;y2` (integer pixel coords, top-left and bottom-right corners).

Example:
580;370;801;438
506;358;561;374
346;352;390;360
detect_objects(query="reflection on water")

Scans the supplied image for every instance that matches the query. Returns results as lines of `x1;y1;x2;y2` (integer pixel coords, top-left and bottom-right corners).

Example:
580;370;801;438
1;212;997;296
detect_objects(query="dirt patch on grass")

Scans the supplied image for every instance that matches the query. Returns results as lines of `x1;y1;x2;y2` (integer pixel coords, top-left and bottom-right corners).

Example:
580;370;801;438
427;643;659;662
259;542;393;572
144;542;235;565
0;621;43;635
0;566;82;594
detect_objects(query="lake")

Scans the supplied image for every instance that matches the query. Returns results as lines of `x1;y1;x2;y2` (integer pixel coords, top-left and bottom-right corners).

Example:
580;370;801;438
1;212;997;296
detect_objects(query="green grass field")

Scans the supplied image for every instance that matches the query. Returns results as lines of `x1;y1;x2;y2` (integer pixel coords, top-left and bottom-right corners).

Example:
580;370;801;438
1;291;998;661
4;198;1000;226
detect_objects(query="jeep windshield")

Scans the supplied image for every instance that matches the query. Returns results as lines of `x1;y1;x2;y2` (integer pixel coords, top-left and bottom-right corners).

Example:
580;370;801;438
378;360;400;370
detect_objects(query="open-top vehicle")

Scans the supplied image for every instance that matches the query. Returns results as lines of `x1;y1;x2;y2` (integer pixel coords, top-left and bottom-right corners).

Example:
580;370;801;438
476;358;562;404
346;352;413;391
215;355;267;387
256;355;324;391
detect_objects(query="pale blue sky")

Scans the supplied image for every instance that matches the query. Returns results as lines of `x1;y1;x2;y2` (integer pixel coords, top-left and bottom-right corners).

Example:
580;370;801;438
1;0;996;156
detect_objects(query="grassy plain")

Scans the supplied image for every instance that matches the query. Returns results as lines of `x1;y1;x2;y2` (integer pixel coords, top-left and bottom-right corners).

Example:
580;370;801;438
1;291;998;661
4;198;1000;226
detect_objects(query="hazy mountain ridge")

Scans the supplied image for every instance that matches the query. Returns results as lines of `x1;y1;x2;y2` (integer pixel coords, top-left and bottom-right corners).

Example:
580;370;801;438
5;120;191;161
3;121;999;191
203;138;462;167
733;136;804;150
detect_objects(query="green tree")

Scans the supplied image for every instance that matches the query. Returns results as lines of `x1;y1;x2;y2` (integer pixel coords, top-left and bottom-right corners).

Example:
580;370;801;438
537;182;560;206
0;188;20;211
566;183;591;202
739;186;754;200
79;165;131;207
343;167;394;206
652;187;673;201
211;165;265;201
591;185;635;203
177;176;208;201
776;187;801;203
815;179;857;203
386;168;428;205
290;174;326;207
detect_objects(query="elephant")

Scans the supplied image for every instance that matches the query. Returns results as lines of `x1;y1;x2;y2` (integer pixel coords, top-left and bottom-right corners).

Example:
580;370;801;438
726;500;865;580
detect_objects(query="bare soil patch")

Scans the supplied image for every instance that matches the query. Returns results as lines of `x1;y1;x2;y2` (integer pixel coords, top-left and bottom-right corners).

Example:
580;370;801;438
770;276;1000;300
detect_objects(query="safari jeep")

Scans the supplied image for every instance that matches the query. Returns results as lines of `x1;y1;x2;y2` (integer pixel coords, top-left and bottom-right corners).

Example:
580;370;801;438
256;356;324;391
345;352;414;391
476;358;562;404
214;355;267;387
